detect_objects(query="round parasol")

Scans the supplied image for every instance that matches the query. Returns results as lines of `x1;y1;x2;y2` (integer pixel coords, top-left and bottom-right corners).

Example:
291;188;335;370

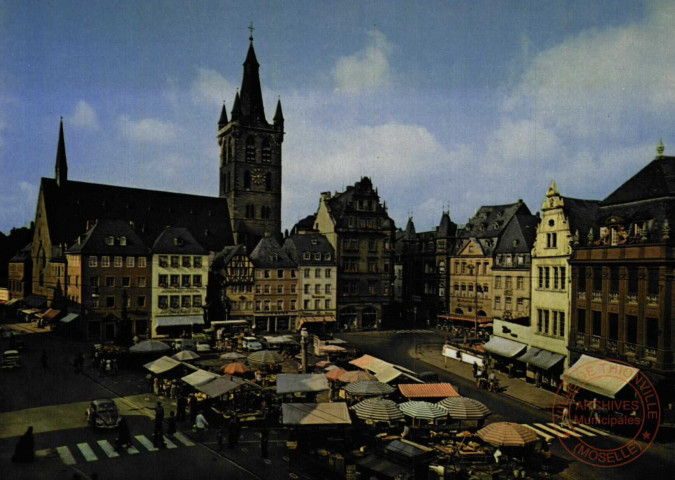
437;397;492;420
129;340;171;353
351;398;404;423
171;350;201;361
398;401;448;421
325;368;348;381
343;381;396;397
476;422;539;447
338;370;376;383
247;349;283;366
220;352;247;361
221;362;249;375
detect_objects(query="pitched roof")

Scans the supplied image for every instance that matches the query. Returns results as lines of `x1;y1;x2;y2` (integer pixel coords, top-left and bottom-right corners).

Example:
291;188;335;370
9;242;32;263
323;177;395;230
40;178;233;252
238;42;268;127
250;235;296;268
562;197;601;239
152;227;208;255
494;212;539;254
459;201;529;240
283;234;335;265
602;156;675;206
67;219;150;255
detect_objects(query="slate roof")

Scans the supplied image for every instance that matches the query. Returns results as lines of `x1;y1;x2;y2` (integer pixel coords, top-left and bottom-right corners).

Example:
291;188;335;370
152;227;209;255
250;235;296;269
9;242;32;263
324;177;395;230
602;156;675;206
562;197;601;239
283;234;335;265
456;201;531;255
40;178;233;252
67;220;150;255
436;212;457;238
494;212;539;254
291;214;316;235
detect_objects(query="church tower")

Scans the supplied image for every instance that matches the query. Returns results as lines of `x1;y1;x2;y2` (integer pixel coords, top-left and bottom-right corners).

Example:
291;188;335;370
218;29;284;249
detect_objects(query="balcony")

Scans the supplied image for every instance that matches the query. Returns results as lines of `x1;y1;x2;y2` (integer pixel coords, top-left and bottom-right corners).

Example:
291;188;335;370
590;335;601;349
607;340;618;353
624;342;638;355
647;294;658;306
578;291;586;300
644;346;657;359
626;294;638;304
608;292;618;303
592;291;602;301
575;332;585;347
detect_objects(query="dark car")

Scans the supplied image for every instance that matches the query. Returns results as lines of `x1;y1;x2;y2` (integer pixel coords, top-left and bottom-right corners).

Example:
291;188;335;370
86;399;121;428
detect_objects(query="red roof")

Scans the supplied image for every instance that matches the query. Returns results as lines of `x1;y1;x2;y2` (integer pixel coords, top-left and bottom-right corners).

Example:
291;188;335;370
398;383;460;399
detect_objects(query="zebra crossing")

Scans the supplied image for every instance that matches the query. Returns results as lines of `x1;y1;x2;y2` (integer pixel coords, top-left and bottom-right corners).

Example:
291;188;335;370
38;432;195;466
520;422;609;442
395;329;435;334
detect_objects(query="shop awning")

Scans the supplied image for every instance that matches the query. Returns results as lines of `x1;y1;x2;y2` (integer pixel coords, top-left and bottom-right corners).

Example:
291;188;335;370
144;356;182;374
194;376;258;397
519;348;565;370
350;354;391;374
483;336;527;358
156;316;205;328
20;308;41;316
276;374;329;394
181;369;219;386
281;402;352;425
295;316;336;331
398;383;460;399
564;355;639;399
59;313;79;324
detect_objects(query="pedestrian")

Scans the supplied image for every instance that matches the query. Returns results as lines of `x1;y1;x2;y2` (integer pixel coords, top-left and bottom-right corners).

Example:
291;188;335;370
112;358;118;375
105;359;112;376
535;371;541;388
153;402;165;447
116;417;132;450
11;426;35;463
217;429;224;451
541;441;551;475
560;406;570;427
472;361;478;379
153;377;160;396
98;359;106;377
590;398;600;423
146;373;153;392
188;394;197;423
170;381;177;399
176;395;187;421
166;411;177;435
260;429;269;459
508;362;514;378
40;350;48;370
194;410;208;440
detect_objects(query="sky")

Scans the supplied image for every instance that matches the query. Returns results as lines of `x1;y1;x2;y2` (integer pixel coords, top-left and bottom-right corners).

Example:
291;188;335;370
0;0;673;236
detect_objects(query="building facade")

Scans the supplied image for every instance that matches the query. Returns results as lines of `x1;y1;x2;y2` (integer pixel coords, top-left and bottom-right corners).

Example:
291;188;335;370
212;245;255;322
8;243;32;301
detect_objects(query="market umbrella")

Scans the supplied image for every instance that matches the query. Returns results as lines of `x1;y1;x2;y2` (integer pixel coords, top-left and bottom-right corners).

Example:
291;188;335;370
220;352;247;361
172;350;201;361
221;362;249;375
476;422;539;447
351;398;404;423
437;397;492;420
338;370;376;383
318;344;347;353
129;340;171;353
325;368;348;381
247;349;283;367
344;381;396;397
398;401;448;421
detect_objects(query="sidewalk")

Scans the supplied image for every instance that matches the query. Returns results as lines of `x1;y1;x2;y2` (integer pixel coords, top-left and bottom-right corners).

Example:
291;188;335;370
411;343;558;410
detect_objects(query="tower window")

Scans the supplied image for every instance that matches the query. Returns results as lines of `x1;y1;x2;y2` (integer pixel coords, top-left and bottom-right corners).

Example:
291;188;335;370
262;138;271;163
246;136;256;162
244;170;251;189
245;205;255;219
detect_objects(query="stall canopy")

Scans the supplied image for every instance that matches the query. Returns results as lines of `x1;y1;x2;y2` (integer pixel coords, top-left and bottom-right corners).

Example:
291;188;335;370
5;299;20;306
564;355;639;399
144;356;182;374
182;369;219;387
38;308;61;321
518;347;565;370
483;336;527;358
281;402;352;425
295;315;336;331
194;376;259;397
156;316;204;328
276;374;329;394
398;383;460;399
59;313;79;324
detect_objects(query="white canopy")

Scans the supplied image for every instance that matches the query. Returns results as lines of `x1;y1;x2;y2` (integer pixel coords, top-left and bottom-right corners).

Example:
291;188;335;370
144;356;182;374
59;313;79;324
564;355;639;399
281;402;352;425
276;374;329;394
182;369;219;386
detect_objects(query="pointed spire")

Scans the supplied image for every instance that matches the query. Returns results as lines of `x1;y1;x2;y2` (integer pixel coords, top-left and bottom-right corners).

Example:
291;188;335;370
239;31;266;126
55;117;68;187
274;97;284;125
218;101;228;129
231;91;241;122
404;217;416;239
546;180;559;197
657;139;665;157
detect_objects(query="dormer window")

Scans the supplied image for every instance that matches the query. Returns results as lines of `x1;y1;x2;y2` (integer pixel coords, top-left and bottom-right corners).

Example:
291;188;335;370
271;253;279;262
314;253;321;260
106;236;114;246
303;252;311;260
119;236;127;246
324;253;331;261
311;239;318;245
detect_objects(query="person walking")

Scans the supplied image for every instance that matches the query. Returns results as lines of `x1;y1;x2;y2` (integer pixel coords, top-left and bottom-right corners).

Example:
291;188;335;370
11;426;35;463
105;359;112;376
169;381;177;399
260;429;269;459
153;377;160;396
176;395;187;421
541;441;552;476
560;406;570;427
153;402;165;447
116;417;132;450
194;410;208;440
166;411;177;435
188;394;197;424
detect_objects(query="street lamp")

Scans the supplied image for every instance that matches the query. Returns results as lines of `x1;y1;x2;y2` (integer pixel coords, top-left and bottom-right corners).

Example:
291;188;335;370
467;264;479;338
300;327;309;373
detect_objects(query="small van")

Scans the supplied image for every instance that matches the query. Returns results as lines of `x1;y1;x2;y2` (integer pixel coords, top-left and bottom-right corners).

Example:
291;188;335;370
242;337;263;352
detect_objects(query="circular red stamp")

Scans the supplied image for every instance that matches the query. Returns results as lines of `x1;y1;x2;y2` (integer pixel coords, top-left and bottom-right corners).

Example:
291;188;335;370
552;357;661;468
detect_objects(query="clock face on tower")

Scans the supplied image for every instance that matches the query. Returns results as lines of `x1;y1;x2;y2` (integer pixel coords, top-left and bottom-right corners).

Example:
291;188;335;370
251;168;265;185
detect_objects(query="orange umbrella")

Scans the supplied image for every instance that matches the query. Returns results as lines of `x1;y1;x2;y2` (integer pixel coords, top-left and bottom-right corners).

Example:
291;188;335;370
477;422;539;447
325;368;347;381
221;362;249;375
339;370;376;383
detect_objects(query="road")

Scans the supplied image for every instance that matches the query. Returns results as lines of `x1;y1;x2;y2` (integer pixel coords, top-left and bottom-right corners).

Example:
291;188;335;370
339;330;675;480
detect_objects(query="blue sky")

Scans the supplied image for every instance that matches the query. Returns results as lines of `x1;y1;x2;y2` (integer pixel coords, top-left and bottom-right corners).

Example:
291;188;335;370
1;0;673;235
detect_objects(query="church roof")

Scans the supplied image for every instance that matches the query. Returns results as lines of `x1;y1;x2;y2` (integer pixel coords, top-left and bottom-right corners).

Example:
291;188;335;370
602;156;675;206
238;42;267;126
40;178;233;252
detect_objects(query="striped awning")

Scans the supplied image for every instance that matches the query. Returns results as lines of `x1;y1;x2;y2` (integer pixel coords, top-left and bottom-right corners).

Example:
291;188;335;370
564;355;639;399
398;383;460;399
518;347;565;370
351;398;404;423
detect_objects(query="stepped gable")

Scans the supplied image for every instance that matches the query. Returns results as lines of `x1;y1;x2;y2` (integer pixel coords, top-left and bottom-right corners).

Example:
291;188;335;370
66;220;149;255
40;178;234;252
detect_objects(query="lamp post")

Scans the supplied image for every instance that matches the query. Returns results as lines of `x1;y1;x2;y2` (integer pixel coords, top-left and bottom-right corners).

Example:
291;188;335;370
467;264;479;338
300;327;309;373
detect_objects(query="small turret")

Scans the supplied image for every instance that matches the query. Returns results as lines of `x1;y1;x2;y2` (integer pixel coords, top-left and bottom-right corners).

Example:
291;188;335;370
231;91;241;122
218;101;228;130
274;98;284;130
55;117;68;188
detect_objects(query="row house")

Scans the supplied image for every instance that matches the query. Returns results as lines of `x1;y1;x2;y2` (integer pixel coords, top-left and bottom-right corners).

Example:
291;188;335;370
283;233;337;331
8;243;32;301
314;177;396;330
570;144;675;404
250;234;298;332
151;227;209;338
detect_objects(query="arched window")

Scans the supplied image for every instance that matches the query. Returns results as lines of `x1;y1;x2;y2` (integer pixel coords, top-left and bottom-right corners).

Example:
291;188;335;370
244;170;251;189
265;173;272;192
262;138;271;163
246;136;256;162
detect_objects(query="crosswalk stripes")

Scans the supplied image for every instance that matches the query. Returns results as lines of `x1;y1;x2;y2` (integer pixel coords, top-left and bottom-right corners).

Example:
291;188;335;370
46;432;195;466
572;423;608;436
521;422;609;441
520;424;553;442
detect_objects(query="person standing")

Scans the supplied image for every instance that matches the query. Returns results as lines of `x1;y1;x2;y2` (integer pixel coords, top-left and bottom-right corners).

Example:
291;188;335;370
169;381;177;399
11;426;35;463
188;394;197;424
194;410;208;440
176;395;187;421
153;377;160;396
166;411;177;435
116;418;132;450
153;402;165;447
260;429;269;459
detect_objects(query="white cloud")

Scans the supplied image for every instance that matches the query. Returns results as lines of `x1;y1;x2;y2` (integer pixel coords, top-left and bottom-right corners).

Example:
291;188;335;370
332;30;394;95
118;116;179;145
70;100;99;130
191;68;236;107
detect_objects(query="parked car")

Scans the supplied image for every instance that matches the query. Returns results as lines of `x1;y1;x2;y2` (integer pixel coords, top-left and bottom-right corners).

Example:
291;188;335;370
86;399;121;428
242;336;263;352
1;350;21;369
195;340;211;352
